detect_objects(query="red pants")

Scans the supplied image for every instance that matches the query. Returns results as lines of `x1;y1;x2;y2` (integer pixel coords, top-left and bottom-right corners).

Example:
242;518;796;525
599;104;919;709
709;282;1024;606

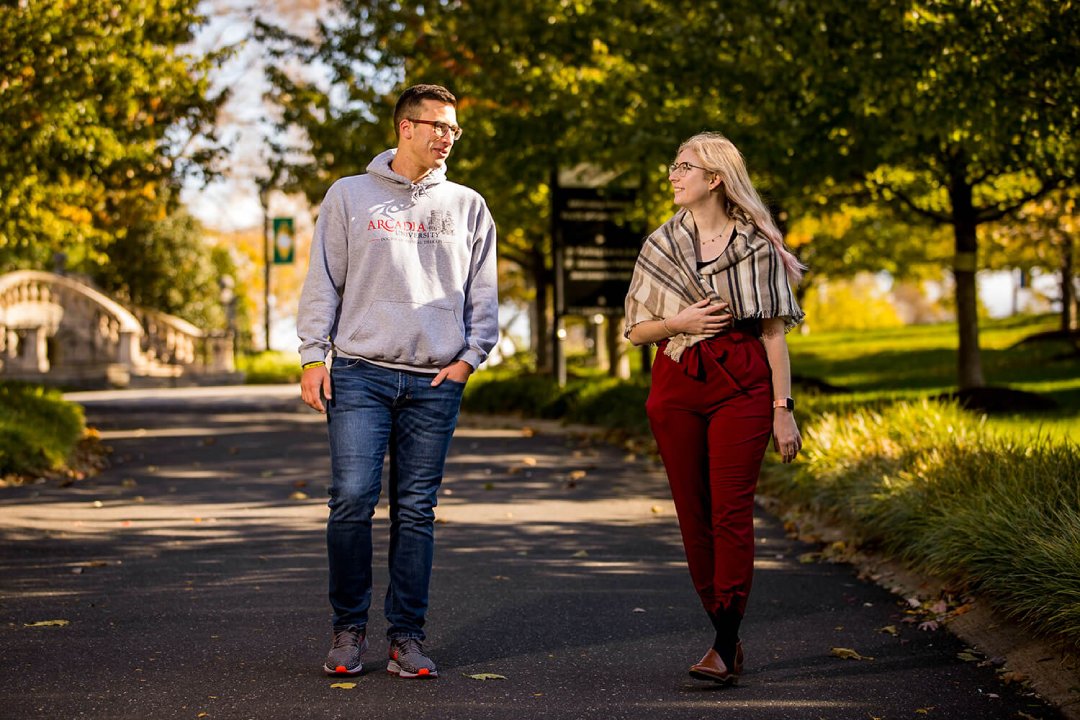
646;332;773;616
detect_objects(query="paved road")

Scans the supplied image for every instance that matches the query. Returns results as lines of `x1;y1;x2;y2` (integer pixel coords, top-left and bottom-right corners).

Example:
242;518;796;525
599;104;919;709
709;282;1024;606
0;386;1063;719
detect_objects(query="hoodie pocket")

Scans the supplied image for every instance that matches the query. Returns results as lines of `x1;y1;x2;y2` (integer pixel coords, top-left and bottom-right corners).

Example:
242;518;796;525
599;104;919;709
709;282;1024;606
348;300;465;367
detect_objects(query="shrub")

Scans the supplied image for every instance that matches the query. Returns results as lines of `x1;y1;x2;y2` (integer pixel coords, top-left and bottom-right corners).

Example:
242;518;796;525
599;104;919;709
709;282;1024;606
0;382;85;476
238;351;302;384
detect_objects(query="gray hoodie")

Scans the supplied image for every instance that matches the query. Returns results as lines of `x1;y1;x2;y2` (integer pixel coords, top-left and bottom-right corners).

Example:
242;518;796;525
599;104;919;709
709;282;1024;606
297;149;499;372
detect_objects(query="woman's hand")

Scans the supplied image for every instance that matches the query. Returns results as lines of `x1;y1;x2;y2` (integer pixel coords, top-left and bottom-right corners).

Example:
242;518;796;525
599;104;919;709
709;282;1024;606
669;298;731;336
772;411;802;463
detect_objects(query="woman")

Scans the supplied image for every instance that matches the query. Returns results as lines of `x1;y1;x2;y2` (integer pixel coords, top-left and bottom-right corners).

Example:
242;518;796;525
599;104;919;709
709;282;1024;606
624;132;805;685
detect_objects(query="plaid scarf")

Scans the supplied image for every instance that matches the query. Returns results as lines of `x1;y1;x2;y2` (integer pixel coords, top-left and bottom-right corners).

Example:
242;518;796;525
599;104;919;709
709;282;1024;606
624;208;804;362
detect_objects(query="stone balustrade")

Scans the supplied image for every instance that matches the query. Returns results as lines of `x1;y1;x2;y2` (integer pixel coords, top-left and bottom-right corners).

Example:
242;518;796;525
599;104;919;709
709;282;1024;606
0;270;239;388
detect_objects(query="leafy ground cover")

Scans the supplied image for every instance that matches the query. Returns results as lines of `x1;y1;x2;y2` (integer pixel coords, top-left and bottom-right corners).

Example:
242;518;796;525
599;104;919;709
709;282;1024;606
0;382;86;479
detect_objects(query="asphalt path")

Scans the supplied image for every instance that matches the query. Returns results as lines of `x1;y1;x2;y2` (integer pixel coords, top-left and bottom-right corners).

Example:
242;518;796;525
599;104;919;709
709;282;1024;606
0;385;1064;720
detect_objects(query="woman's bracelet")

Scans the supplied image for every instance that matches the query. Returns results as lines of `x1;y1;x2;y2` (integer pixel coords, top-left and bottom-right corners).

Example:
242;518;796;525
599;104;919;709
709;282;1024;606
662;318;673;336
302;360;326;370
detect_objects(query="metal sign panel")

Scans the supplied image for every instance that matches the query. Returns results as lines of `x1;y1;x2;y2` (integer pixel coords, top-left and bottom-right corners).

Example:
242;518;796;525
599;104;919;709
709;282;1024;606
554;187;641;316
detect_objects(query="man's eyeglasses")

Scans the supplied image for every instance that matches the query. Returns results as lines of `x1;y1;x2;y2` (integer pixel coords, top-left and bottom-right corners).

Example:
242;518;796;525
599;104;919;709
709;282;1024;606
408;118;463;141
668;161;710;177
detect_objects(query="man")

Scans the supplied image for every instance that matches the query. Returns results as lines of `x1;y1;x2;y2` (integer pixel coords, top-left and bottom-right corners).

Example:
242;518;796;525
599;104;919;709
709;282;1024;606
297;84;498;679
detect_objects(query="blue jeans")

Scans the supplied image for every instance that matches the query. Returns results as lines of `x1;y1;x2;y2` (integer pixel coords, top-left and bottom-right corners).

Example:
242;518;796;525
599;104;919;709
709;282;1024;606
325;357;464;639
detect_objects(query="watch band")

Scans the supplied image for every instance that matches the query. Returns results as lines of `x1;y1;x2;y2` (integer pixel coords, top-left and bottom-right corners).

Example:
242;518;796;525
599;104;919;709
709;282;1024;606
773;397;794;411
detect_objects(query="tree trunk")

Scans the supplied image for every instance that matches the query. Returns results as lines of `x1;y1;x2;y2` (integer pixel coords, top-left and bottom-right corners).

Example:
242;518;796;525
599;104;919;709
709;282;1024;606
1061;233;1075;333
530;246;551;373
949;174;985;390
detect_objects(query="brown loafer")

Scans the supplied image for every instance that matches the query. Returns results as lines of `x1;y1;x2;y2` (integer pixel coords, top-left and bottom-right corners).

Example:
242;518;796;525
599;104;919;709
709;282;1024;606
733;640;744;675
689;648;736;685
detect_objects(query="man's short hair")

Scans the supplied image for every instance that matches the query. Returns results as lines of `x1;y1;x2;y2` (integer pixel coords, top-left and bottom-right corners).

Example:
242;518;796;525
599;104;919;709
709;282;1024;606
393;84;457;137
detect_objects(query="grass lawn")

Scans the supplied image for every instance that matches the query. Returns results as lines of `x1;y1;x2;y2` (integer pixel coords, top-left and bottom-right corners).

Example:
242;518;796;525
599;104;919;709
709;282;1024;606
787;313;1079;442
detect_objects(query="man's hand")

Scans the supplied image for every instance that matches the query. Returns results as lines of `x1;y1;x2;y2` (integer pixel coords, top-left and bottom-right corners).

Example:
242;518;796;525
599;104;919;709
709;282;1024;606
300;365;332;413
431;359;473;387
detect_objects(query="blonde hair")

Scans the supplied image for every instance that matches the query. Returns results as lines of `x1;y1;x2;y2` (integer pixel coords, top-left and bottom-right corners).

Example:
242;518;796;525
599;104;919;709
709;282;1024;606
679;132;806;285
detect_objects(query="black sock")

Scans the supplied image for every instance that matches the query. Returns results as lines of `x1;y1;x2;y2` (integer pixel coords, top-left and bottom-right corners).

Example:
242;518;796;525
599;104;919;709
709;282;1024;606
709;607;742;670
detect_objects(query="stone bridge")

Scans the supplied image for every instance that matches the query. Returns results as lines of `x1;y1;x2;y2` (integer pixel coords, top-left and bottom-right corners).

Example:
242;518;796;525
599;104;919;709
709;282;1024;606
0;270;239;388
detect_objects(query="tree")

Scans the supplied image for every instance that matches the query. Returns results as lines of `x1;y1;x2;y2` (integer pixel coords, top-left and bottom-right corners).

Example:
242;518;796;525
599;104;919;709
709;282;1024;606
91;207;242;332
985;189;1079;332
259;0;1079;389
0;0;227;274
751;0;1079;388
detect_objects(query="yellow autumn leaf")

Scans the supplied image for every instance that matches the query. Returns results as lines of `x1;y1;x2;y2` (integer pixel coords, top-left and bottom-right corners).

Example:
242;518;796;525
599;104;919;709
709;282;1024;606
572;550;589;558
464;673;507;681
330;682;356;689
830;647;873;661
879;625;898;636
289;491;309;500
25;619;70;627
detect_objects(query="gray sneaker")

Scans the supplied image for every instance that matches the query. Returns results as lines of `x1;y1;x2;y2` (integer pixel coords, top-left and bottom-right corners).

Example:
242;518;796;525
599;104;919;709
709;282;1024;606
324;625;367;675
386;636;438;678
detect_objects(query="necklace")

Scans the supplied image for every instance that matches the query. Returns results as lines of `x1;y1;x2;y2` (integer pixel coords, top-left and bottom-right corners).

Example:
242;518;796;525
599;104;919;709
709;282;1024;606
700;216;735;246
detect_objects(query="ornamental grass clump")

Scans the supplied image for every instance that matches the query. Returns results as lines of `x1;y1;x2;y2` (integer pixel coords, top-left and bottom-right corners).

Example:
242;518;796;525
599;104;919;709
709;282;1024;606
770;398;1080;647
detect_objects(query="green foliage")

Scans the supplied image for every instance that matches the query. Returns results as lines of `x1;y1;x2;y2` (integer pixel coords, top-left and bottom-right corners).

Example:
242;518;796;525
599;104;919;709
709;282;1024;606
260;0;1078;388
0;0;227;271
800;276;905;332
0;382;84;476
462;370;651;435
759;400;1080;647
237;351;301;385
89;208;238;330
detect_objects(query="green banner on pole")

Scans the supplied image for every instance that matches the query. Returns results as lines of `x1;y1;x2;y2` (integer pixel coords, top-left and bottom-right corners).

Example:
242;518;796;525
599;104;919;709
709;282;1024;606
273;217;295;264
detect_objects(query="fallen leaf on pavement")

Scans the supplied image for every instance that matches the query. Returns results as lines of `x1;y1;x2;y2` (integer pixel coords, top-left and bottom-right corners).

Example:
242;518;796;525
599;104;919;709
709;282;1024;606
957;651;981;662
521;427;535;438
999;670;1028;684
918;620;940;632
632;608;646;613
914;707;934;714
521;457;537;466
650;505;663;514
330;682;356;689
830;647;873;661
464;673;507;681
25;620;69;627
879;625;898;636
568;470;587;481
289;491;309;501
572;550;589;558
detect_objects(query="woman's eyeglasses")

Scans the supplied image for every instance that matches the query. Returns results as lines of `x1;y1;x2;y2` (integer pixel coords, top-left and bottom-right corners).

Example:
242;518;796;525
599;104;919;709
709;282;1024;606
668;161;710;177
